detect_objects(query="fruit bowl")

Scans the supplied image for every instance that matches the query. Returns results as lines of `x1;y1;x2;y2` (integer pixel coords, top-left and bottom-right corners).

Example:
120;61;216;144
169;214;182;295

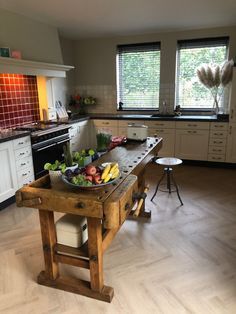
61;174;119;190
61;163;120;190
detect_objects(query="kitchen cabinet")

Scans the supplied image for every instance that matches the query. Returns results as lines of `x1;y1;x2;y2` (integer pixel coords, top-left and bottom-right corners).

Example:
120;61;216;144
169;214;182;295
146;121;176;157
226;123;236;162
118;120;146;136
0;141;18;202
69;120;91;152
93;120;119;137
229;68;236;123
208;122;228;162
13;136;34;187
175;122;210;160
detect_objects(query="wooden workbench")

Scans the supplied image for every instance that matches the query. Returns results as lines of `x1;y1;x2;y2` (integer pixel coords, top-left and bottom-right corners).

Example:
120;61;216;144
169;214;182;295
16;137;162;302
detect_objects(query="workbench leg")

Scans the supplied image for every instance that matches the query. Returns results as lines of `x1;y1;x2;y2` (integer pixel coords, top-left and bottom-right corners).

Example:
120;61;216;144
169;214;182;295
87;217;104;292
38;209;59;280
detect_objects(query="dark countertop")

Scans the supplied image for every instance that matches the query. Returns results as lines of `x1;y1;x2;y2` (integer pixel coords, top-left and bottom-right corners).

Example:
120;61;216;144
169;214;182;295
0;130;30;144
66;113;227;123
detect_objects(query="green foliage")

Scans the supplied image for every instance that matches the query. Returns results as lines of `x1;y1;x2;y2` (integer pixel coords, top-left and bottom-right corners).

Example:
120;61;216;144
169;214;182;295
120;50;160;108
177;46;227;108
63;142;73;167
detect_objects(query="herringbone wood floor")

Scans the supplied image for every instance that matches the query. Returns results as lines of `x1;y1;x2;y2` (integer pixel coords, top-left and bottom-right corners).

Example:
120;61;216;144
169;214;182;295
1;164;236;314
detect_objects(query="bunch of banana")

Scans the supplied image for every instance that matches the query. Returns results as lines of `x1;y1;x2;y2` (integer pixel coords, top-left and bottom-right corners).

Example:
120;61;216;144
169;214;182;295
101;162;120;183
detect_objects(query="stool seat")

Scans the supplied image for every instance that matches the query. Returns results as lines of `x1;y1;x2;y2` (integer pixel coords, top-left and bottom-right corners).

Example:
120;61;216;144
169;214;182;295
155;157;182;167
151;157;183;205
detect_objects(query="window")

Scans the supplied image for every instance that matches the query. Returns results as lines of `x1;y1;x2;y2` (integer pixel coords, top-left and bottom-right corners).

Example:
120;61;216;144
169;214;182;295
116;42;161;110
176;37;229;109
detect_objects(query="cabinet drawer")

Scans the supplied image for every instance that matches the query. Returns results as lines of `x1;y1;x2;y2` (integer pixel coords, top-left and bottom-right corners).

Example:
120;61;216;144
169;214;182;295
17;166;34;182
210;130;227;138
209;138;226;147
210;122;228;131
18;174;35;187
118;120;146;128
176;121;210;130
148;128;175;136
13;136;31;149
208;154;225;162
208;146;226;154
93;120;118;127
16;156;33;171
176;129;209;136
14;146;32;159
146;121;176;129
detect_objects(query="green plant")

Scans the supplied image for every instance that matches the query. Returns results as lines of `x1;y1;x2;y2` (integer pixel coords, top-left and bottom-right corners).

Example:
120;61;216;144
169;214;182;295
73;149;95;166
44;160;62;171
63;142;73;167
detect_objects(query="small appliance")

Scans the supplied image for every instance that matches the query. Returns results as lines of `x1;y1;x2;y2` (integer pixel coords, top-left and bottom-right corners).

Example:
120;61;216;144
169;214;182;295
127;124;148;141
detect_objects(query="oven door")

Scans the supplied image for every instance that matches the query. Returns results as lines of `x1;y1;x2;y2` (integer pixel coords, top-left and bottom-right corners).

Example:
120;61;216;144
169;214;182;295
32;137;69;179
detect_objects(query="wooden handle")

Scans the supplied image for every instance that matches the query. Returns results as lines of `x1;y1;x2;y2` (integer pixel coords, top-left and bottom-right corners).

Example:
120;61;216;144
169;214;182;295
133;185;149;217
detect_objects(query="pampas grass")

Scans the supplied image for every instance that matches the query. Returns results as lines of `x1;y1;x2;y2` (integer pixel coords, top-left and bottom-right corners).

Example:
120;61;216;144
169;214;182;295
197;59;234;113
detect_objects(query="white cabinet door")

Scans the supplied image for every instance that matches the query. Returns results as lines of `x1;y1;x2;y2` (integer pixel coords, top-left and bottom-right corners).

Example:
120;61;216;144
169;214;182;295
148;129;175;157
0;141;18;202
175;129;209;160
226;123;236;162
229;68;236;123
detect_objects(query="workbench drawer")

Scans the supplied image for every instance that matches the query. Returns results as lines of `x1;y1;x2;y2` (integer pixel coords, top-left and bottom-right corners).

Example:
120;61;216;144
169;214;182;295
119;180;138;225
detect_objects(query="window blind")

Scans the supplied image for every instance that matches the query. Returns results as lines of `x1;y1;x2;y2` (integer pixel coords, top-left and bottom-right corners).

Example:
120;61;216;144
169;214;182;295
117;42;161;110
176;37;229;109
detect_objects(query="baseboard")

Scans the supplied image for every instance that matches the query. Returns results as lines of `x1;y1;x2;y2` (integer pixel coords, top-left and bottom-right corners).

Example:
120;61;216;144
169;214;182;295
0;196;16;211
182;160;236;169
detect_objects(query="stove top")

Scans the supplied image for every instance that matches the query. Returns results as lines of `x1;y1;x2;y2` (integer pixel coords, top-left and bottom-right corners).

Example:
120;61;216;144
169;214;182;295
15;121;71;140
16;121;61;132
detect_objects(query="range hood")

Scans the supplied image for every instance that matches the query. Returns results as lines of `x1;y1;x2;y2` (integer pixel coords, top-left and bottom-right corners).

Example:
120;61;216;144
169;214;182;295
0;56;74;77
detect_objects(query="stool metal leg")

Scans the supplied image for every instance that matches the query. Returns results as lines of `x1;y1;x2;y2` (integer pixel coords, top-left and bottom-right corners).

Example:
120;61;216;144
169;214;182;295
151;171;166;202
170;172;183;206
166;167;171;193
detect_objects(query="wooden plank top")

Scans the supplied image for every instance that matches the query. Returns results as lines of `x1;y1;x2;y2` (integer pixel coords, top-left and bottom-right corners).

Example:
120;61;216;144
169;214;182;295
16;137;162;217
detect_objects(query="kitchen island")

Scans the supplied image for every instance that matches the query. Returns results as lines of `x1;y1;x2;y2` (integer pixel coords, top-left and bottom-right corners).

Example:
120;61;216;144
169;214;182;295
16;137;162;302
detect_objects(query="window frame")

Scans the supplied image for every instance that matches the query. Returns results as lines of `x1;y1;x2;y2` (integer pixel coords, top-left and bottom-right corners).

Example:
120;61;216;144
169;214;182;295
116;42;161;111
175;36;229;111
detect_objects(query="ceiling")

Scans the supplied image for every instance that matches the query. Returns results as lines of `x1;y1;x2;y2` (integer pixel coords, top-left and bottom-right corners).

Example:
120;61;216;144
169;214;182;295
0;0;236;40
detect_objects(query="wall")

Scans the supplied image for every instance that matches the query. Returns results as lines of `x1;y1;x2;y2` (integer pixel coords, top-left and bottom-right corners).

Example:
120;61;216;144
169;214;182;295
0;8;63;64
74;26;236;114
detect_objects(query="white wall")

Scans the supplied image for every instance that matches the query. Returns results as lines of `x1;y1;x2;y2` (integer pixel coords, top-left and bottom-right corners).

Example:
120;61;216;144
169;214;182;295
73;26;236;114
0;8;63;64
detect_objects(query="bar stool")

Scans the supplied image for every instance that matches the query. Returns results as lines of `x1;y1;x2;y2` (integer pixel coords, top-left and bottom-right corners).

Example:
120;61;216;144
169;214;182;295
151;157;183;205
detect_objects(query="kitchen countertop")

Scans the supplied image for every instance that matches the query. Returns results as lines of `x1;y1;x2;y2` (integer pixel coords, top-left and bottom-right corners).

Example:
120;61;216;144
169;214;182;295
0;130;30;144
0;113;227;143
66;113;227;123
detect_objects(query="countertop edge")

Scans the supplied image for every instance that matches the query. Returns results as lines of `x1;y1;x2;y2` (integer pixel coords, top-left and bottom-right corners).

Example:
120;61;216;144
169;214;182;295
0;130;31;144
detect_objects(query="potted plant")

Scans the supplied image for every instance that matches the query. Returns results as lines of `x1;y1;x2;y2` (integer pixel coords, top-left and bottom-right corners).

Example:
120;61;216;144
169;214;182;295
73;149;96;167
62;142;78;172
44;160;64;185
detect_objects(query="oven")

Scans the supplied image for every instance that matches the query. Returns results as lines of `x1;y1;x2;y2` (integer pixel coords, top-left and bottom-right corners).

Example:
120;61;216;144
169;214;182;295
17;123;70;179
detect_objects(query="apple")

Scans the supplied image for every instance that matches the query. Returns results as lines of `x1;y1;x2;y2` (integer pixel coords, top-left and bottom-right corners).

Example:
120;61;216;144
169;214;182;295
94;174;102;185
85;175;93;182
85;165;97;176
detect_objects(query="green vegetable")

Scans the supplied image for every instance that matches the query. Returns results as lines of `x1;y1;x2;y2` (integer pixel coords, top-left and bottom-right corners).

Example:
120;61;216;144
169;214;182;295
71;174;93;186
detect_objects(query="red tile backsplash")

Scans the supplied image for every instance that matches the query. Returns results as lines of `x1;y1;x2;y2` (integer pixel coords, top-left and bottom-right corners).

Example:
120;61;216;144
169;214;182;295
0;73;40;129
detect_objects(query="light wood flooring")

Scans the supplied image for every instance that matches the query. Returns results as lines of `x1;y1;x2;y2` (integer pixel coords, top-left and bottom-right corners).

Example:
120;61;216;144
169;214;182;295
1;164;236;314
